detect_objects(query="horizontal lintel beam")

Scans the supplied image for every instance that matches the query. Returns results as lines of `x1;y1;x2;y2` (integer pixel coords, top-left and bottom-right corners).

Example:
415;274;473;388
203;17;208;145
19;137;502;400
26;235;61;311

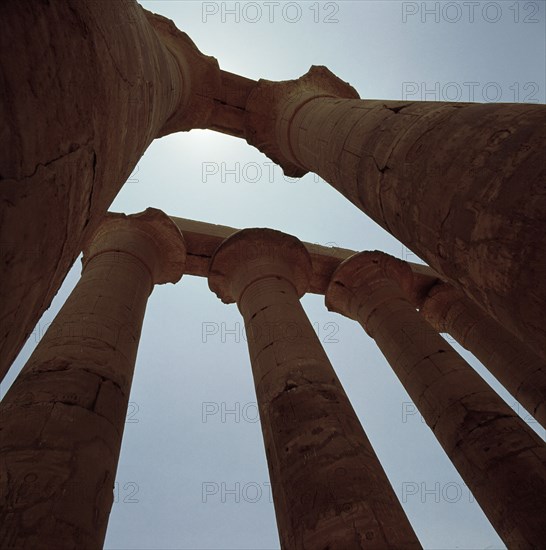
169;216;441;306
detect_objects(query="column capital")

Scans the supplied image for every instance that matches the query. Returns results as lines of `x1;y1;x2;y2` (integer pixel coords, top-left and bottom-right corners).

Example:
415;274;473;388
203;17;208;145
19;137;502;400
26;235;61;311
209;228;312;304
83;208;186;285
145;10;221;137
326;250;413;321
420;282;464;332
244;65;359;177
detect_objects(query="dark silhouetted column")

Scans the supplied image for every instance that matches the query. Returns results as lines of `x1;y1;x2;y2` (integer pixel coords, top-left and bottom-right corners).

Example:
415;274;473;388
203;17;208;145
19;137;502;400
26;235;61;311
209;228;421;550
421;282;546;429
0;208;186;549
245;66;546;360
0;1;219;381
326;250;546;549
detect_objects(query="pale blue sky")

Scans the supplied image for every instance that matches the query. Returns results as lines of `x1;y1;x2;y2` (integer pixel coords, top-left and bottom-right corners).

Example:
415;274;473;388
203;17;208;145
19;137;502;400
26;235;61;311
2;1;545;548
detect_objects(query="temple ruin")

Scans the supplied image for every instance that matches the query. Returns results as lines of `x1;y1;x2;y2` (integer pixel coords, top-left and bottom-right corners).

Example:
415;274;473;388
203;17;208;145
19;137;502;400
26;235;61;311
1;1;545;548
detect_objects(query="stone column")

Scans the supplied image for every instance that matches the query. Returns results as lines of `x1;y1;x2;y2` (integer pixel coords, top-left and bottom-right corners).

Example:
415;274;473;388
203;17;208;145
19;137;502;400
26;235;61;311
421;282;546;429
209;229;421;550
0;1;220;381
0;208;186;549
326;250;546;549
244;66;546;360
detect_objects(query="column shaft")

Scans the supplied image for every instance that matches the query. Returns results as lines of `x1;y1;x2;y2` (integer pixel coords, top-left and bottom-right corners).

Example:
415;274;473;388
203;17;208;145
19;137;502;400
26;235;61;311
326;252;546;549
421;282;546;429
246;67;546;359
0;1;219;381
0;209;186;549
292;97;545;358
210;229;420;549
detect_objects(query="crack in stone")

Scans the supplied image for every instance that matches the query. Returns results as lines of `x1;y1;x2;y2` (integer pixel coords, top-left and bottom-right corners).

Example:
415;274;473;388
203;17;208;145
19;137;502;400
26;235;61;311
383;103;414;115
249;305;271;322
83;150;98;231
465;412;516;437
14;141;91;182
188;252;211;259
